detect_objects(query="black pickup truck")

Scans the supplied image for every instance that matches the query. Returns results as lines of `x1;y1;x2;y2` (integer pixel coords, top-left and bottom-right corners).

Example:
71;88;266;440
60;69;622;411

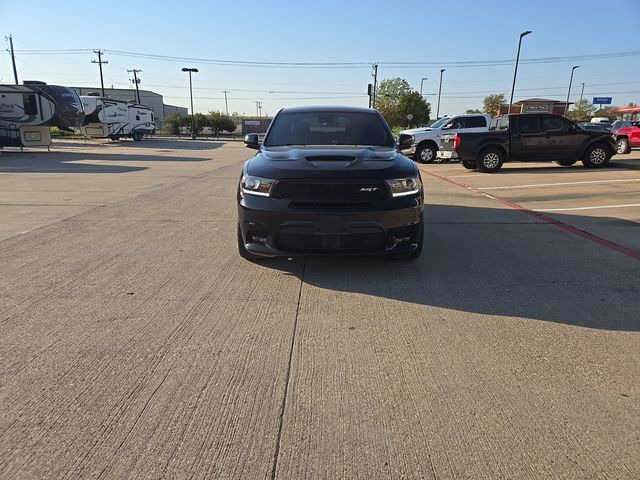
441;113;617;173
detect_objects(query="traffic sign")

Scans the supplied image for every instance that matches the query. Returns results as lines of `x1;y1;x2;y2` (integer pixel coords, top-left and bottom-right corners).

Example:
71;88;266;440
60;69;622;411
593;97;612;105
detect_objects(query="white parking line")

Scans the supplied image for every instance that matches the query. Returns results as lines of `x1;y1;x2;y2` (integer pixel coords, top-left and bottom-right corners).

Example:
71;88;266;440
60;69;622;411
482;179;640;190
537;203;640;212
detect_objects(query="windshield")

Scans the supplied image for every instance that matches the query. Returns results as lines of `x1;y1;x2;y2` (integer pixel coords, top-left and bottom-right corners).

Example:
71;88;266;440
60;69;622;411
429;117;449;128
264;111;395;147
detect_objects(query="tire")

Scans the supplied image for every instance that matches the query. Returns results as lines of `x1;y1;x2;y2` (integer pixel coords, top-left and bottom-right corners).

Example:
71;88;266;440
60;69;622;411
415;143;437;164
237;224;261;261
132;132;142;142
617;137;631;155
461;159;477;170
555;159;577;167
476;148;504;173
581;143;611;169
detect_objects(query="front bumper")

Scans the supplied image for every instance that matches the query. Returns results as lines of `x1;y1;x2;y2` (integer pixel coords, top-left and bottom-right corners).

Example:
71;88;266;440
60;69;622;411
401;144;417;156
238;194;423;257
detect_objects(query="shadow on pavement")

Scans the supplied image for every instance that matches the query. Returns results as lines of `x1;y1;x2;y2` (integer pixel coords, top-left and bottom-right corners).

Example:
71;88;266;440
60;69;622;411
253;204;640;331
0;149;211;173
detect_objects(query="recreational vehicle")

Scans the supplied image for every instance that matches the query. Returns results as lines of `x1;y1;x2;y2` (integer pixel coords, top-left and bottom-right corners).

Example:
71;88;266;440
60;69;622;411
0;81;84;148
80;95;155;141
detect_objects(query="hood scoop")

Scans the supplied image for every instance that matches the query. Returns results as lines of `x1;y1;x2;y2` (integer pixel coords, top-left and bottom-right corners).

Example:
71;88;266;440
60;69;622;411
305;155;356;162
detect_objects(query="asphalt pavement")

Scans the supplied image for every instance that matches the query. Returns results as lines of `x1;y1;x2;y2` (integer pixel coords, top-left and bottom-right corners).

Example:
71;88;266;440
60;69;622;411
1;139;639;479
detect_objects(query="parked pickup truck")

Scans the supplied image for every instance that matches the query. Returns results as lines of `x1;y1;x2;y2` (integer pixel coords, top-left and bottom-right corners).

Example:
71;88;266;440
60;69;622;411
440;113;617;173
397;113;491;163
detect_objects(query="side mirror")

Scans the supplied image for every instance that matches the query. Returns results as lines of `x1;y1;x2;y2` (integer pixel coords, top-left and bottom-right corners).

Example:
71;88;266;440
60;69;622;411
244;133;260;149
441;123;452;130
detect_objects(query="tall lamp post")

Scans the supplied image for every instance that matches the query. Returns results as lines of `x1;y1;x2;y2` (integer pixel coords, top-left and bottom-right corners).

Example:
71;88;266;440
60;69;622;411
436;69;445;119
564;65;580;116
181;67;198;140
420;77;428;97
508;30;532;115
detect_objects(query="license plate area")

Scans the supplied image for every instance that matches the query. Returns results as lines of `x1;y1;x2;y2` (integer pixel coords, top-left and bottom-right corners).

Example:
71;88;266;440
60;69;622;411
313;216;350;234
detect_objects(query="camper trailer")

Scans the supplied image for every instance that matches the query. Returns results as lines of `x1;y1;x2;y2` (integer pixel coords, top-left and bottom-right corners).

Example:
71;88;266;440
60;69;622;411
80;95;155;141
0;82;84;148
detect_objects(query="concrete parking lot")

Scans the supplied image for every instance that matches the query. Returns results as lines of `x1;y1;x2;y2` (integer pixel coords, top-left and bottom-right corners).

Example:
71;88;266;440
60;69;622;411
1;139;639;479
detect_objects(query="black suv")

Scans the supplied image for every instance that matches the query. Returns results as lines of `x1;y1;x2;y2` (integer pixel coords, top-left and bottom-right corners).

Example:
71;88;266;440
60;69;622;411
237;106;424;259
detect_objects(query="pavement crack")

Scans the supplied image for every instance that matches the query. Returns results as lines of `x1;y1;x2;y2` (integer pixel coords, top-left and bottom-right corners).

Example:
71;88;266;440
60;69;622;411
270;257;307;480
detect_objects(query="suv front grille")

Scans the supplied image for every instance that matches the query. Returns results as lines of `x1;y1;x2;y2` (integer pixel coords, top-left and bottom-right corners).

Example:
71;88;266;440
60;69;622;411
276;232;386;252
270;180;389;201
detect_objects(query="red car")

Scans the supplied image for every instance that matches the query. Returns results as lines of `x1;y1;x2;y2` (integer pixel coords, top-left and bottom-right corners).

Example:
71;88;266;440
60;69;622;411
616;121;640;154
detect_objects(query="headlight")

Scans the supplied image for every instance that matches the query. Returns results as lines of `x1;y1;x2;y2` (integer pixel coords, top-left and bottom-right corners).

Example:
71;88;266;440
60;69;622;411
386;176;421;197
240;174;275;197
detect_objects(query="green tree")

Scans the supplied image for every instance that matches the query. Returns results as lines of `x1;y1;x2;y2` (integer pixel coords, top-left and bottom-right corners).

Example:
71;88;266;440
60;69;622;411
376;77;412;126
397;91;431;127
483;94;506;117
193;113;210;134
465;109;482;114
208;111;237;135
163;113;188;135
566;98;595;122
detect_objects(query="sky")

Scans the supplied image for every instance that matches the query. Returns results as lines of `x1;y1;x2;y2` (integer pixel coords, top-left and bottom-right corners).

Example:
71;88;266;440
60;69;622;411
1;0;639;118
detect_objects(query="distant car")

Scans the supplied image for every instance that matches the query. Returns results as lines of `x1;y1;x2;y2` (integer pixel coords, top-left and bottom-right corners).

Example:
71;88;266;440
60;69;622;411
397;114;491;163
615;122;640;154
591;117;611;125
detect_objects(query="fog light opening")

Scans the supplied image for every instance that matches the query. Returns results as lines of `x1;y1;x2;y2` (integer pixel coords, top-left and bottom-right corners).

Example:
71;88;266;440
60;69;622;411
248;232;270;245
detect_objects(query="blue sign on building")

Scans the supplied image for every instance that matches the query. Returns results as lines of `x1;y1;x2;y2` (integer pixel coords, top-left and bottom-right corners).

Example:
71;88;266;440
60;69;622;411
593;97;612;105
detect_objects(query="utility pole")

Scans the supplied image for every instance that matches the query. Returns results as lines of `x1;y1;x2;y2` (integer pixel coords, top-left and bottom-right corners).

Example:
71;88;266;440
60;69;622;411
255;101;262;118
92;50;108;97
222;90;230;116
6;35;18;84
128;69;142;104
371;63;378;108
579;82;585;103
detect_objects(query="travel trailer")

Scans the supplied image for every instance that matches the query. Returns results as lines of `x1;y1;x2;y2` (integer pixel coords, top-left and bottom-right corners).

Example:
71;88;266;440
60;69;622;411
80;95;155;141
0;81;84;148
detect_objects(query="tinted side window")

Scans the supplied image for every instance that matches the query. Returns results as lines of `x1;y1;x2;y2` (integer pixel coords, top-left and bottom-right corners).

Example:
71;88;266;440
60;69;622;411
468;116;487;128
517;116;541;134
543;116;570;132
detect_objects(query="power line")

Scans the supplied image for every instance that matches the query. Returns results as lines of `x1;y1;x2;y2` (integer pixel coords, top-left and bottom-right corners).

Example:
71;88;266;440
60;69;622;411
9;47;640;69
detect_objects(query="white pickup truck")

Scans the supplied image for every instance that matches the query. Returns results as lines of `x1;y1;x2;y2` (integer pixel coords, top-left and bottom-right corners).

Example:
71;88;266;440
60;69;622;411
397;113;492;163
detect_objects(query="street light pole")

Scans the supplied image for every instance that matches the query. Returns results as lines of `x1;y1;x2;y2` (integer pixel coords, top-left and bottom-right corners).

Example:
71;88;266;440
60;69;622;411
181;67;199;140
508;30;532;115
579;82;585;103
436;69;445;119
420;77;428;97
564;65;580;116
